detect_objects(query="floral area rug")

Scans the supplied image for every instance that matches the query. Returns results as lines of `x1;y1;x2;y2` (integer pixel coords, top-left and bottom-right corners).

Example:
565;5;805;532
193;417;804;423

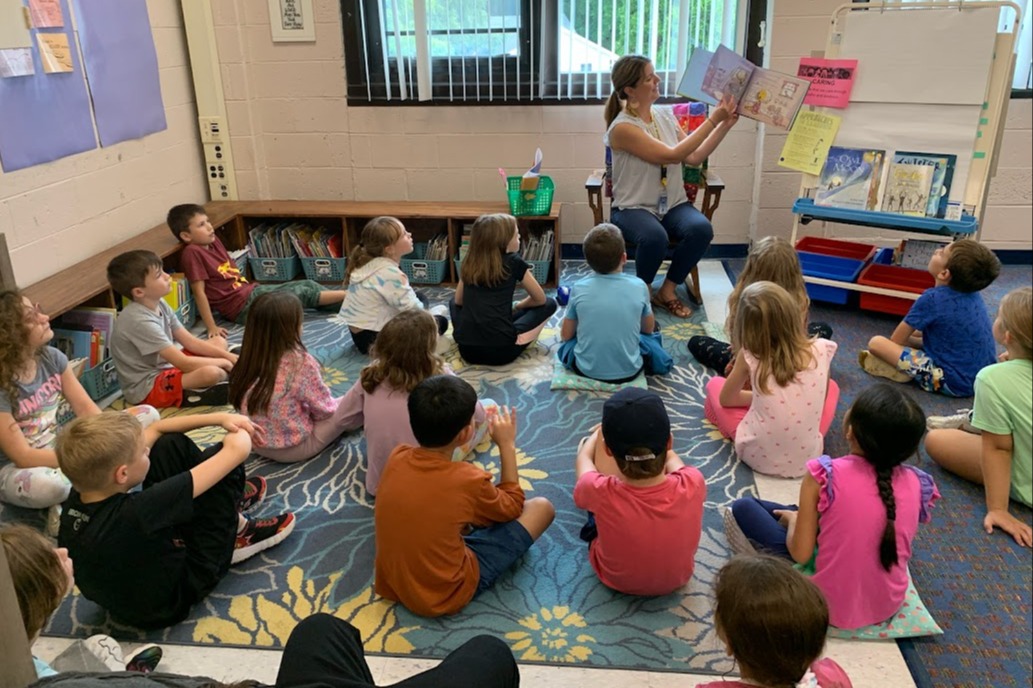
31;260;758;674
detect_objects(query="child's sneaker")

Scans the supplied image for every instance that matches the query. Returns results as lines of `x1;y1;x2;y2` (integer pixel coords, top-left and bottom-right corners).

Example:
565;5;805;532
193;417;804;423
233;513;295;564
238;476;267;513
723;507;757;557
125;644;163;673
927;408;978;433
182;381;230;407
46;504;61;538
858;350;910;383
81;634;125;671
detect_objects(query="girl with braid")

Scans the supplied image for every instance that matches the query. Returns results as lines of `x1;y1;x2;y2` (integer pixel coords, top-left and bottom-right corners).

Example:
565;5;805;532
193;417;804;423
726;384;940;629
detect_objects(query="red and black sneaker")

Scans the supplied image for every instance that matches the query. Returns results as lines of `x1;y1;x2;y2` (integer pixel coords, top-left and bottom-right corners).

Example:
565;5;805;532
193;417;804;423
238;476;267;514
232;512;295;564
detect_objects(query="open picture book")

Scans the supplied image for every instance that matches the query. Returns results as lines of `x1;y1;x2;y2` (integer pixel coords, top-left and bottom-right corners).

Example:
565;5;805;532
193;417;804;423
677;45;810;130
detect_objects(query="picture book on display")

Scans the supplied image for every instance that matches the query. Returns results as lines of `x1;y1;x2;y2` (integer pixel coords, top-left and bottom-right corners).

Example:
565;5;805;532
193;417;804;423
881;162;936;216
889;151;956;218
677;45;810;130
815;146;886;211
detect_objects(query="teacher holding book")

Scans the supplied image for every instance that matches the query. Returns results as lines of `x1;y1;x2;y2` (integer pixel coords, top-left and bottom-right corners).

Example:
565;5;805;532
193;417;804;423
604;55;738;318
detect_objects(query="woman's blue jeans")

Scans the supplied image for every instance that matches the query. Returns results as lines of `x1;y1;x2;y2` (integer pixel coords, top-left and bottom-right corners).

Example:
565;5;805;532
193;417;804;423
611;203;713;286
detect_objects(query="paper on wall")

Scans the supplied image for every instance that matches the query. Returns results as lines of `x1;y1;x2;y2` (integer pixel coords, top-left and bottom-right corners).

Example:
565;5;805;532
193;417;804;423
778;111;842;176
0;47;34;77
37;32;72;73
28;0;63;27
0;0;32;48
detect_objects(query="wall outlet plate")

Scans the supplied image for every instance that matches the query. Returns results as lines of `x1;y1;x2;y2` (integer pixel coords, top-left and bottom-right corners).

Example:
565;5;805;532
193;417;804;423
198;116;225;144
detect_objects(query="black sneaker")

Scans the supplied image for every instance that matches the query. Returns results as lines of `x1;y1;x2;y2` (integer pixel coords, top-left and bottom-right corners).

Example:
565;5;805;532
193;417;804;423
238;476;267;513
182;381;230;407
232;513;296;564
125;644;163;673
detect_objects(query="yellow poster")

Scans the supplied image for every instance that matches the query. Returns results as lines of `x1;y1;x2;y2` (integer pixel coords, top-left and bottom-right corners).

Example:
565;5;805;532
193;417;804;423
777;111;842;175
37;32;72;73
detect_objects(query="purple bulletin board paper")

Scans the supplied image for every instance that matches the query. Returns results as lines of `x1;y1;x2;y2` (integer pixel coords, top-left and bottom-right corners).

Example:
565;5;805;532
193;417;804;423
0;0;96;172
73;0;166;147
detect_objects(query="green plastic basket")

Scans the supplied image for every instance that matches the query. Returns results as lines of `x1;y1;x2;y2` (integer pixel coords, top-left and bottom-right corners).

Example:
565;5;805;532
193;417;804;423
507;176;554;216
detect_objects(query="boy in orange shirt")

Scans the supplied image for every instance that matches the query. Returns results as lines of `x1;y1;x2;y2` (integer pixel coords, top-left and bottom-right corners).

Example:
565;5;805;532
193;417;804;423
374;375;554;617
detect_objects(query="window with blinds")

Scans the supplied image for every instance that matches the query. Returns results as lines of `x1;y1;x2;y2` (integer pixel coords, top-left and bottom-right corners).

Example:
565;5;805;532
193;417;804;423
341;0;751;104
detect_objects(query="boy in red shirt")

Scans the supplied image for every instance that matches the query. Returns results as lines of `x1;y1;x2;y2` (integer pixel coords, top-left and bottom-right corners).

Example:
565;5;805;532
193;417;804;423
374;375;554;616
168;204;345;338
574;387;706;595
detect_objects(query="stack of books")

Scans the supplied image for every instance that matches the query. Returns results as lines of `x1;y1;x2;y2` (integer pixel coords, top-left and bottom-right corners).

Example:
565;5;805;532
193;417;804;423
52;307;116;369
247;222;298;258
424;233;449;260
286;225;343;258
522;230;554;262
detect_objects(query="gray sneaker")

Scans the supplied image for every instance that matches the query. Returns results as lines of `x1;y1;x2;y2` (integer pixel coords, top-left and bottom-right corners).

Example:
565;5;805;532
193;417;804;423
927;408;978;433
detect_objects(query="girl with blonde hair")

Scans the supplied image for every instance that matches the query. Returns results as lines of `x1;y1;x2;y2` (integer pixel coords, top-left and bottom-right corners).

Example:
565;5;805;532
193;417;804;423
926;286;1033;547
450;213;557;365
340;216;447;354
688;235;832;374
704;281;839;477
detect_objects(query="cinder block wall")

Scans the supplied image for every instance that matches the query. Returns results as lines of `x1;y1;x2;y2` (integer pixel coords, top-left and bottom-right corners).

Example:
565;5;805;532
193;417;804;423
0;0;207;287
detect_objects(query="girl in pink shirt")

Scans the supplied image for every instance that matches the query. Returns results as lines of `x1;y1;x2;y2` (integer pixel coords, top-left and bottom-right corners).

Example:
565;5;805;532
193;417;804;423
335;309;493;496
705;281;839;477
728;384;940;629
697;554;852;688
229;291;354;463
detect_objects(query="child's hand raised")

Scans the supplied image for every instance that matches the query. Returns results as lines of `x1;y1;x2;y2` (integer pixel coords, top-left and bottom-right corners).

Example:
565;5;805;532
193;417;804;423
488;406;517;448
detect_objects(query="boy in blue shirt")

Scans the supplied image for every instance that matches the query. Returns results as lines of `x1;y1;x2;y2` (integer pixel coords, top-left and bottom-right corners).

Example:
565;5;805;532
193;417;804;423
558;224;672;382
860;238;1000;396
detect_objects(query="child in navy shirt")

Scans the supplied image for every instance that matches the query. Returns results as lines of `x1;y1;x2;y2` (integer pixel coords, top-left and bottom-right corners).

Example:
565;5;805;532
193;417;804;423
860;239;1000;397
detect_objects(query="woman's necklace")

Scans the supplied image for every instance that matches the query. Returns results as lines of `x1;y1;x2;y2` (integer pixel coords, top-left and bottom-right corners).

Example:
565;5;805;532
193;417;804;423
644;108;661;139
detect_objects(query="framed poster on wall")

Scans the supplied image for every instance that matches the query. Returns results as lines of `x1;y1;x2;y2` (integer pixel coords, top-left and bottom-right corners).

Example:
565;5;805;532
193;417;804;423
267;0;315;42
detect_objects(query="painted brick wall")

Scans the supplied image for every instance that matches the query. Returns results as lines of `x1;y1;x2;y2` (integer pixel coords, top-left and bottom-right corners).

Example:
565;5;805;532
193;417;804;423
0;0;208;286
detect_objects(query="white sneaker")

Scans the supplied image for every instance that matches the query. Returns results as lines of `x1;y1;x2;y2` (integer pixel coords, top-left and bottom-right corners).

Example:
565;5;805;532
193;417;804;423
927;408;978;433
45;504;61;538
82;634;125;671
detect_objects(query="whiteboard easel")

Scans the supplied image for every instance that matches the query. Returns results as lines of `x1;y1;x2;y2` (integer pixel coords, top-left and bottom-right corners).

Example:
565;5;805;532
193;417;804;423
790;1;1021;302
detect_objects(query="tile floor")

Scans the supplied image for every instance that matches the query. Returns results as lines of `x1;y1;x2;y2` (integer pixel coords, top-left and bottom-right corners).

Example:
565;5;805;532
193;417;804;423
35;260;917;687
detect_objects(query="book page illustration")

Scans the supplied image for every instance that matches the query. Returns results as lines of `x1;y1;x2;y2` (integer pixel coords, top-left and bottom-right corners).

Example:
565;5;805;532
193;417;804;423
739;69;810;130
815;147;886;210
701;45;755;101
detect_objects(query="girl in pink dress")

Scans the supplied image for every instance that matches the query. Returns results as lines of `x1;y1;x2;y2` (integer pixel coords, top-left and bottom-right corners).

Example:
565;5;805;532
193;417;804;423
696;554;852;688
728;384;940;629
704;281;839;477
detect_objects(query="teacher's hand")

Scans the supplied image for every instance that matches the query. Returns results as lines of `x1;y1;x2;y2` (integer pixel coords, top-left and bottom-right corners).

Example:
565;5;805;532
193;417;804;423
711;94;737;124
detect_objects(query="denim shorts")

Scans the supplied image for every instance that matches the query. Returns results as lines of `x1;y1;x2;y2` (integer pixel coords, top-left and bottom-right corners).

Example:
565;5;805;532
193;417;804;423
464;520;533;593
898;347;959;396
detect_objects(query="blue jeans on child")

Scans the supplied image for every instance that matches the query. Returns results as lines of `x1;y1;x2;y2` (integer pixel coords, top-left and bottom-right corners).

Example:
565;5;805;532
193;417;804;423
464;520;533;593
611;203;713;286
730;497;799;559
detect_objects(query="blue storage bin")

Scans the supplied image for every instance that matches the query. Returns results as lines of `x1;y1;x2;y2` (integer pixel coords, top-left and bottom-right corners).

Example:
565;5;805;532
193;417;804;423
249;256;302;283
873;247;895;265
81;358;120;401
798;252;868;305
401;243;448;284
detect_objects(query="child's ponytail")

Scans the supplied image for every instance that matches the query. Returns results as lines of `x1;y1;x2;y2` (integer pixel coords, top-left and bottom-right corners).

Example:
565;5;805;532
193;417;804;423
344;217;405;287
875;467;899;570
846;383;926;572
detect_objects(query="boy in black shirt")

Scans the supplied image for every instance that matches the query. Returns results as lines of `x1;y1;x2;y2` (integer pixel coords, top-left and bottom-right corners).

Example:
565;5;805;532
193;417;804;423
56;412;294;629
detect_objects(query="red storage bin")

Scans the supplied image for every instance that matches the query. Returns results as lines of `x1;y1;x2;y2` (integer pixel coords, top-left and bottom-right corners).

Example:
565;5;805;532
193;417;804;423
795;236;877;262
856;264;935;316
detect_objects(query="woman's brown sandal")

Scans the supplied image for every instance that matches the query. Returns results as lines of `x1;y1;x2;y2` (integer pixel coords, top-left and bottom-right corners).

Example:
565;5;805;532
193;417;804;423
651;294;693;319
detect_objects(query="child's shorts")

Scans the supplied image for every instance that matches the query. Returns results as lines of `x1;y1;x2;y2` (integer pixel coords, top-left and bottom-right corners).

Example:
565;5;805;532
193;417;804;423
141;368;184;408
897;347;959;396
464;520;533;593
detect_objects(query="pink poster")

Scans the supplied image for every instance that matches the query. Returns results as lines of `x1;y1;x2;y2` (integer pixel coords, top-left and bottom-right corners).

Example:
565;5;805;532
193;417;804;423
797;58;858;109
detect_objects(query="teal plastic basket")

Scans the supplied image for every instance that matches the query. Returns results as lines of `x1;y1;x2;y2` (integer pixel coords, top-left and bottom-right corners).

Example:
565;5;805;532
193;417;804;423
249;256;302;283
401;243;448;284
507;176;554;216
81;358;120;401
527;260;551;284
301;257;347;282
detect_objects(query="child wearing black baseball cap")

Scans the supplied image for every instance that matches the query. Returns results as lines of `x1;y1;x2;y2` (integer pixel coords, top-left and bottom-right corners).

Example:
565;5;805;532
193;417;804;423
573;388;707;596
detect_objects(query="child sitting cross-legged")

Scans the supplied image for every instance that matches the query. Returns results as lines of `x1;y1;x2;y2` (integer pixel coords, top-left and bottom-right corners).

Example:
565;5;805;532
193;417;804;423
558;223;673;382
450;213;558;365
335;309;495;496
705;281;839;478
574;388;706;596
374;375;554;616
860;238;1000;397
108;250;237;408
56;412;295;629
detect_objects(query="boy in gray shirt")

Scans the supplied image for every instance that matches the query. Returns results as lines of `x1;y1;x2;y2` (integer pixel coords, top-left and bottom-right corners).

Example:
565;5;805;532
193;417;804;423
107;251;237;407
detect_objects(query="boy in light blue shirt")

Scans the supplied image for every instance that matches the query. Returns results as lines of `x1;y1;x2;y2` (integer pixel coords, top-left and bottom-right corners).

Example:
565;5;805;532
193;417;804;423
558;224;673;382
